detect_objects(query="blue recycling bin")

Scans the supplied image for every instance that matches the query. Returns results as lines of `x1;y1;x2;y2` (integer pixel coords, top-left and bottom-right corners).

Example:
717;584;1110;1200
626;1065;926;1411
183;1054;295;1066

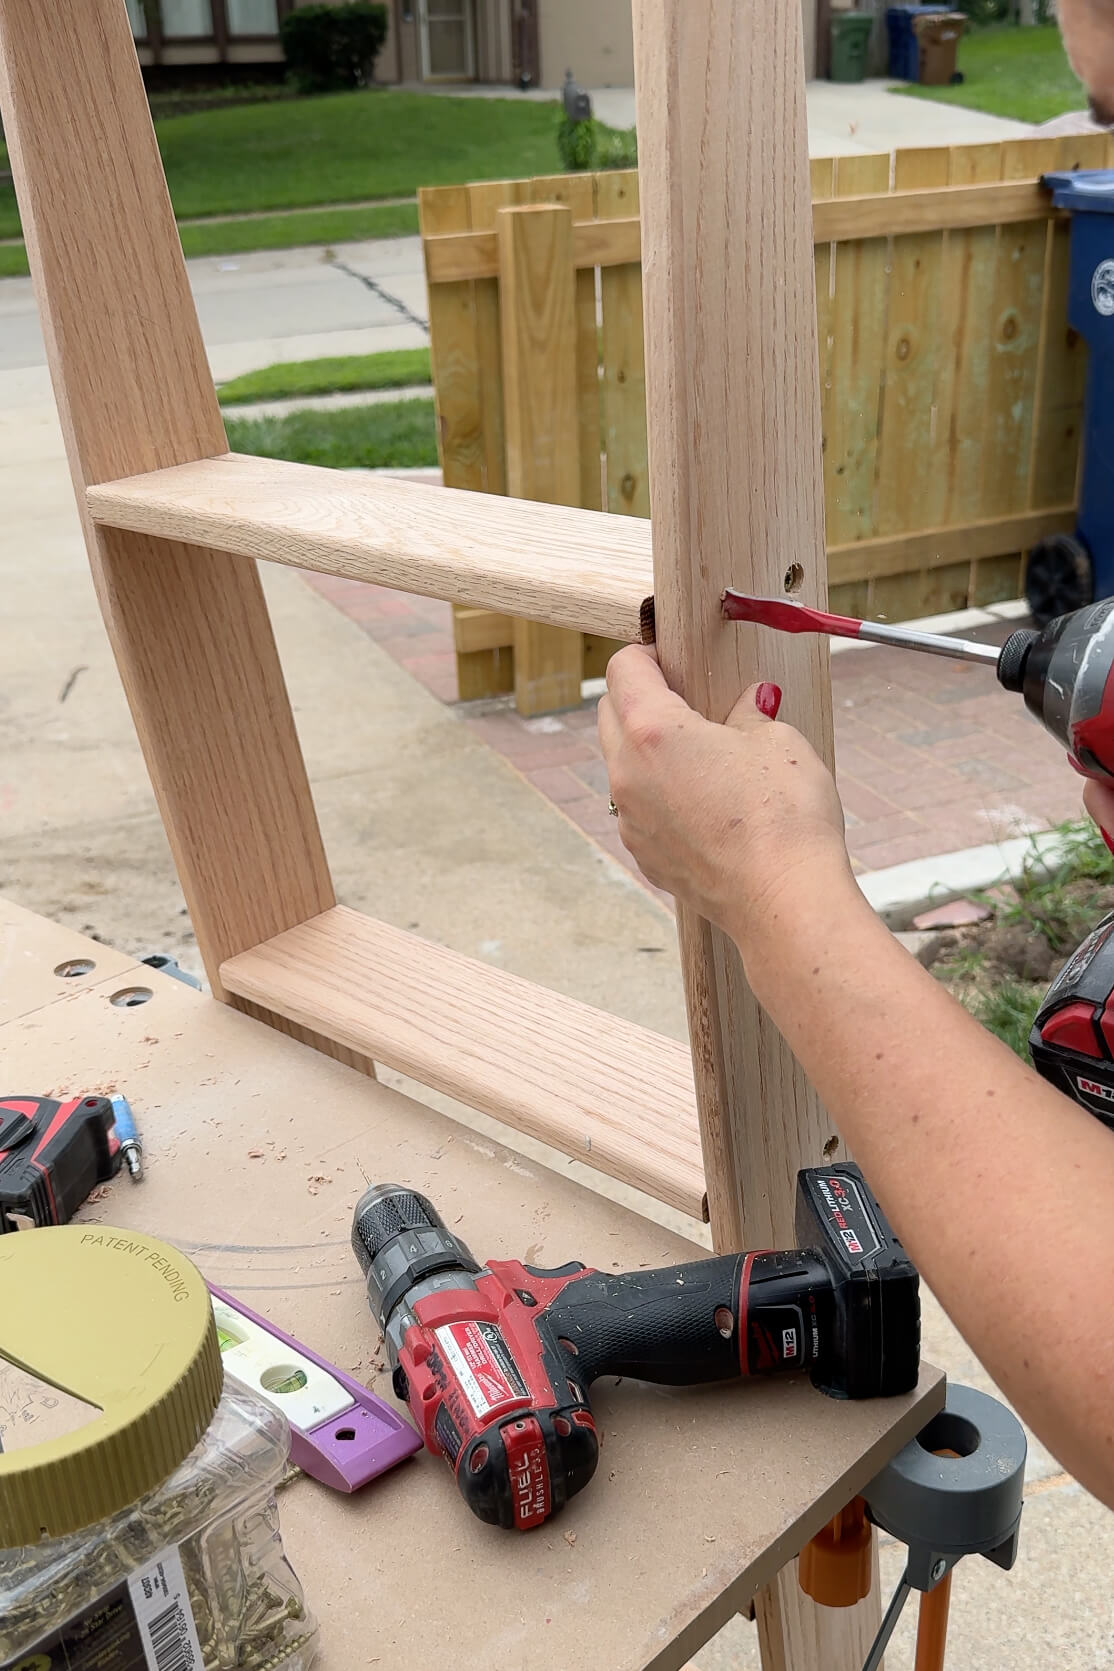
886;5;947;81
1025;170;1114;622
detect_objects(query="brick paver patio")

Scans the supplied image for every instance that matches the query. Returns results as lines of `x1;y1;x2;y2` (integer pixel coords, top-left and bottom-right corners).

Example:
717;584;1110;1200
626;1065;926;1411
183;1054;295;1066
304;573;1086;889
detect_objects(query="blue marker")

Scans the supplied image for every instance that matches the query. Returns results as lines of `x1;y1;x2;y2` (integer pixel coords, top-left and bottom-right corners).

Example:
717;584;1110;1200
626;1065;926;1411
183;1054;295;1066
110;1093;142;1182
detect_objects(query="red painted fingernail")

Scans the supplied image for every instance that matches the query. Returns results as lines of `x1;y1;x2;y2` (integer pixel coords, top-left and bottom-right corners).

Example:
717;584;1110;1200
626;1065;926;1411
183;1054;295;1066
755;682;782;720
1101;827;1114;856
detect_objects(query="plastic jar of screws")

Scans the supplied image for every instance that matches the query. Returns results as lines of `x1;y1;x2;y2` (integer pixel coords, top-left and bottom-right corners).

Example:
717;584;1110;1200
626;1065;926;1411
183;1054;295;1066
0;1226;318;1671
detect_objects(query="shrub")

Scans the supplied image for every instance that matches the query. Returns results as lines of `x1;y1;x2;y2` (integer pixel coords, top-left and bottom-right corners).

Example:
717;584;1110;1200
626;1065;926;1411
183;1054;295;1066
280;2;389;94
557;114;598;171
556;116;638;173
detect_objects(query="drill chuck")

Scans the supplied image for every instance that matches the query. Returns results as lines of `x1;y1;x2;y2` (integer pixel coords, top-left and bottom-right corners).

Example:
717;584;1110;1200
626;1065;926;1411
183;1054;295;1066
351;1183;480;1326
995;627;1037;694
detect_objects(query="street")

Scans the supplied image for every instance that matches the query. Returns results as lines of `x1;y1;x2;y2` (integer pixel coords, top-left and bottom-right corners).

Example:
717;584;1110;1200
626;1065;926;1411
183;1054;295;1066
0;234;430;378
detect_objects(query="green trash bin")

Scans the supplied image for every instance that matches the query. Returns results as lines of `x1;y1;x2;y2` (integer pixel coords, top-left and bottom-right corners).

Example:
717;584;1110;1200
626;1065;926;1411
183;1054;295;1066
830;12;874;82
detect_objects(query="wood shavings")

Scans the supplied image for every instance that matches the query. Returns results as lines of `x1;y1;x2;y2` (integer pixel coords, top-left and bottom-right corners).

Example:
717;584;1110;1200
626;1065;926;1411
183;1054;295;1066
563;1530;577;1548
247;1149;264;1159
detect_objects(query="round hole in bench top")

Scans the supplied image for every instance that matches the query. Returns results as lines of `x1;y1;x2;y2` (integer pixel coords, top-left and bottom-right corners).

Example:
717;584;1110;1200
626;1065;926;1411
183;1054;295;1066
54;958;95;978
916;1410;980;1459
109;986;154;1008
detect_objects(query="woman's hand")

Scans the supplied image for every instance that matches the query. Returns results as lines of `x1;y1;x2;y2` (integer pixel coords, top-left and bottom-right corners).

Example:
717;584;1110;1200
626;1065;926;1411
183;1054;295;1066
598;645;853;945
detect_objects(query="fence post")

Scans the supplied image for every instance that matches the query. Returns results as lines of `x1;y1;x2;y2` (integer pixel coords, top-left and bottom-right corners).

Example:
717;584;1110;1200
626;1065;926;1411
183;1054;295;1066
497;202;584;716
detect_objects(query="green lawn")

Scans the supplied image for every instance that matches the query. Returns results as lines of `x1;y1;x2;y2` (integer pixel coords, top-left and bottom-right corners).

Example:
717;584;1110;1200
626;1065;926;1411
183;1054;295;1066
224;398;438;469
218;347;431;405
180;200;419;257
0;88;562;260
898;22;1086;122
0;90;563;243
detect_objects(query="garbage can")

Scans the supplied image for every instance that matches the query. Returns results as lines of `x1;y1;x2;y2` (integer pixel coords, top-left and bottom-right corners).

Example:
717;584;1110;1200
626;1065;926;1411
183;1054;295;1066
912;11;966;85
886;5;947;82
830;11;875;82
1025;171;1114;622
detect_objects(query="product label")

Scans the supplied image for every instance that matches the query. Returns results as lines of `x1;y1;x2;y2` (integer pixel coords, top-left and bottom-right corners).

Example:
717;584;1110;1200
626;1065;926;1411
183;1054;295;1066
1;1548;203;1671
1076;1074;1114;1103
434;1402;464;1463
434;1320;528;1419
503;1415;551;1528
814;1173;882;1264
128;1550;203;1671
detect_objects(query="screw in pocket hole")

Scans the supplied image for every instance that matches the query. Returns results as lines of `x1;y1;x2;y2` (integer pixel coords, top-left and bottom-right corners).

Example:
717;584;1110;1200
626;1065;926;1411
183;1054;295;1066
109;986;154;1008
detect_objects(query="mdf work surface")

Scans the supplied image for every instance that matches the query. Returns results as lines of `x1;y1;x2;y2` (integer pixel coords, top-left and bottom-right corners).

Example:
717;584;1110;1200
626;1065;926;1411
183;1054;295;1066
0;906;945;1671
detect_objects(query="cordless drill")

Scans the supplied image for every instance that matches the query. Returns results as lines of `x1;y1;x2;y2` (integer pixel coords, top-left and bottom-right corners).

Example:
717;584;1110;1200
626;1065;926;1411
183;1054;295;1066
351;1165;919;1530
995;596;1114;783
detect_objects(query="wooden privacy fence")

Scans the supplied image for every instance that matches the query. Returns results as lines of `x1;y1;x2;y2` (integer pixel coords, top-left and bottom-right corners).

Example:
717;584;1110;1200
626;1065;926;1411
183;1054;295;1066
420;132;1114;714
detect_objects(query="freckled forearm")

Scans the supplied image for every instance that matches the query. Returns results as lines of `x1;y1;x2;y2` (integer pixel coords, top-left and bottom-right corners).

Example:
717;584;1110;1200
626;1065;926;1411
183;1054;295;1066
726;861;1114;1504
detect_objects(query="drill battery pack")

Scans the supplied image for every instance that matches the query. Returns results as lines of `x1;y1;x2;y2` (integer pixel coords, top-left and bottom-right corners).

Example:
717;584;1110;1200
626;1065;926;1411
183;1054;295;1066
1029;911;1114;1131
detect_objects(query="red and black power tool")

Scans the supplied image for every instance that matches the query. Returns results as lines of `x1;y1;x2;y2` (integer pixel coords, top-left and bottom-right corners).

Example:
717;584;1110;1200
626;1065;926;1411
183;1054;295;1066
1030;913;1114;1126
0;1095;119;1232
351;1165;919;1529
993;604;1114;1122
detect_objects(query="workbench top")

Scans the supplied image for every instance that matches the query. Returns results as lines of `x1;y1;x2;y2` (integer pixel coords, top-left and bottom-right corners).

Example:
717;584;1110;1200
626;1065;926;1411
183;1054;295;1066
0;899;944;1671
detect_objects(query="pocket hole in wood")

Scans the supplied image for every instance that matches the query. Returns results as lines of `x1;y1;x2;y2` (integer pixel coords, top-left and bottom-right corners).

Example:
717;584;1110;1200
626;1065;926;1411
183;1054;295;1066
109;985;153;1008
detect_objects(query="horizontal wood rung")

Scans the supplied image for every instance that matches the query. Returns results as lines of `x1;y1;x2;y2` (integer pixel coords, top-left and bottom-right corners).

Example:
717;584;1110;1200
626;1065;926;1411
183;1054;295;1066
221;905;707;1221
812;178;1059;243
422;181;1063;284
86;454;654;644
828;505;1075;586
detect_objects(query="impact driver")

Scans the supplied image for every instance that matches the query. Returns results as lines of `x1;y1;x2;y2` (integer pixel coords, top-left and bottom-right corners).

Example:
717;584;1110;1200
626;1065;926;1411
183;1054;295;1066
351;1164;919;1530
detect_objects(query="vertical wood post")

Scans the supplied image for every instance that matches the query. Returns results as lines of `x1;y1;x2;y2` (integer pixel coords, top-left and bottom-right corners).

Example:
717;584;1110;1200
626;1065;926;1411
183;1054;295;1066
0;1;352;1047
631;4;880;1665
497;203;585;715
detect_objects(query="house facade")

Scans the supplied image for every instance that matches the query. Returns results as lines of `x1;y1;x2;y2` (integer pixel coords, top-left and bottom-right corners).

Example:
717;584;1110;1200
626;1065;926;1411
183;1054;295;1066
128;1;842;86
126;1;634;87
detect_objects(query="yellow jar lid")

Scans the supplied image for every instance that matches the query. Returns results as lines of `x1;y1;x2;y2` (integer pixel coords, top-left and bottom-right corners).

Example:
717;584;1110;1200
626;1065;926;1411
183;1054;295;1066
0;1225;222;1545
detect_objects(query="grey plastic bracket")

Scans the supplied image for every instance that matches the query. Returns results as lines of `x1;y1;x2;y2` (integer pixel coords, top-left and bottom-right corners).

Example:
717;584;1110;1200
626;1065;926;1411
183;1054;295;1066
862;1382;1027;1592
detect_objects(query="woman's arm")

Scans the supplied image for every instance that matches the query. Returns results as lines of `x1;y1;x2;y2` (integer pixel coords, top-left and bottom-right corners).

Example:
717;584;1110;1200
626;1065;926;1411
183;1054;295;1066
600;645;1114;1506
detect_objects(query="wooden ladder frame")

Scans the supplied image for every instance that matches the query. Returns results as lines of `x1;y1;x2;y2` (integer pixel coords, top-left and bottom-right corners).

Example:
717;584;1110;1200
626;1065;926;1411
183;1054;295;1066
0;1;902;1663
